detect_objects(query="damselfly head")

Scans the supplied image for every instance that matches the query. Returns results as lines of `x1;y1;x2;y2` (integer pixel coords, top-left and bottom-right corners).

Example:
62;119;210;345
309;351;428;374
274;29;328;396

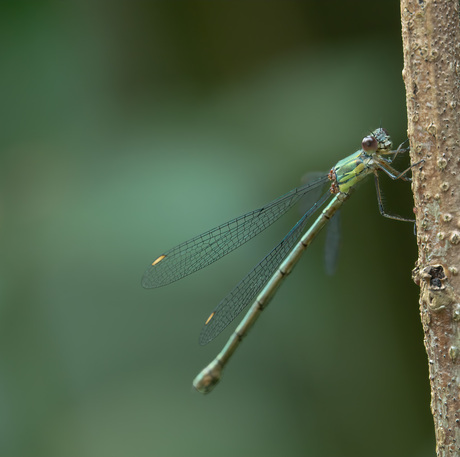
361;135;378;153
371;128;393;152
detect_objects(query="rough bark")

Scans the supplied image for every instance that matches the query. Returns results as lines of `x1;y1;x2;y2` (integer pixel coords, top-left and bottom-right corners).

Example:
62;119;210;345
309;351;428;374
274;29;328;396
400;0;460;455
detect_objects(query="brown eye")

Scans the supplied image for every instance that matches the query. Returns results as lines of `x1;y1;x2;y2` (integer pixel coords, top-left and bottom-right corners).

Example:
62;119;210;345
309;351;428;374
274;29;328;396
362;135;378;152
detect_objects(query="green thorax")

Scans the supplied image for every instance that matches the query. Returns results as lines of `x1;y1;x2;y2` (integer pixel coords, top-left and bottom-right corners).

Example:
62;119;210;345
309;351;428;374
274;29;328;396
329;127;393;194
332;150;373;193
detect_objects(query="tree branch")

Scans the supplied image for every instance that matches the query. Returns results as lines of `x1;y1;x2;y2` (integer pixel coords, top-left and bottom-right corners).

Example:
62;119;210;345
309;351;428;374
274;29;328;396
401;0;460;455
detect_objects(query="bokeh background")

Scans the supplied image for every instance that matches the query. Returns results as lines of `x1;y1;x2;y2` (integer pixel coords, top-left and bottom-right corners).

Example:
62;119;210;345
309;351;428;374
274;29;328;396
1;2;435;456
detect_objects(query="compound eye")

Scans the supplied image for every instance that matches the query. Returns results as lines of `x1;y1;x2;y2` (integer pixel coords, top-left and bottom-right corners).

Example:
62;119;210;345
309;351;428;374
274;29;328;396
362;135;378;152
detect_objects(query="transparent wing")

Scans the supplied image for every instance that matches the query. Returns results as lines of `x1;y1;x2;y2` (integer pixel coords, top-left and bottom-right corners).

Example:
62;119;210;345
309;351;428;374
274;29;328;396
299;172;327;215
199;190;332;345
142;175;330;288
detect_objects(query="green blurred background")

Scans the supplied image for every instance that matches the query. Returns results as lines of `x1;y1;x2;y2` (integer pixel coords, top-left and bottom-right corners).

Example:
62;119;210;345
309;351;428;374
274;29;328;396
1;1;434;456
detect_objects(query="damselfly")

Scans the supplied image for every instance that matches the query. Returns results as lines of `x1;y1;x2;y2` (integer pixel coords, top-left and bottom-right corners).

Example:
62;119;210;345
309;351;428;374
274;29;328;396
142;128;419;394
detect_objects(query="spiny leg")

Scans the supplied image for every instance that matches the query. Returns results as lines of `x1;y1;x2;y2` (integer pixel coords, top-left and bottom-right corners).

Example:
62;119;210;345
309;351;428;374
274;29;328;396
389;140;409;163
376;158;424;182
373;171;415;223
